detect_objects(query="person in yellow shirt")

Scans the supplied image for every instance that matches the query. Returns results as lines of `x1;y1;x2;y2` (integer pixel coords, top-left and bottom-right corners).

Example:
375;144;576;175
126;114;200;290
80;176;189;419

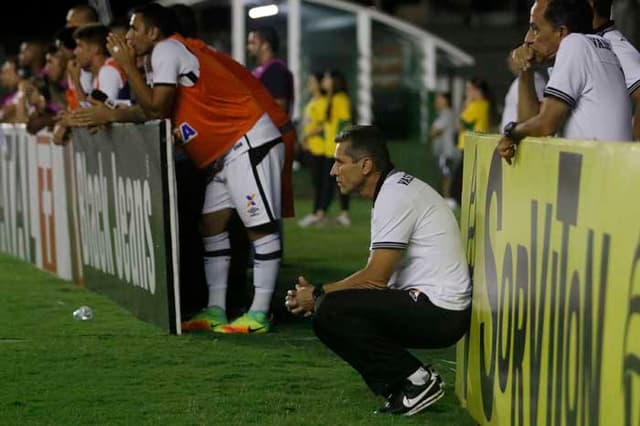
320;69;352;226
298;72;328;227
451;77;496;207
457;77;492;150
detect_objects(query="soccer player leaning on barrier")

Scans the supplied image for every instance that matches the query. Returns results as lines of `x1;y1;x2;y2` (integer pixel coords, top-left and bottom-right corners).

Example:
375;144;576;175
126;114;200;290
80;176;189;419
285;125;472;417
497;0;633;163
69;3;289;334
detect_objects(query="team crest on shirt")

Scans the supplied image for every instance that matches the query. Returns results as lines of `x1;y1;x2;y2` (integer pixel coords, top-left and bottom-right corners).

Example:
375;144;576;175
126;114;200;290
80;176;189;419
246;194;260;217
408;289;421;302
178;122;198;144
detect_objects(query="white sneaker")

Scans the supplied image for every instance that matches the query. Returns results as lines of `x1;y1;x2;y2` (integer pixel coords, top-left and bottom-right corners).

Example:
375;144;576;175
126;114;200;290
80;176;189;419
336;214;351;227
298;213;320;228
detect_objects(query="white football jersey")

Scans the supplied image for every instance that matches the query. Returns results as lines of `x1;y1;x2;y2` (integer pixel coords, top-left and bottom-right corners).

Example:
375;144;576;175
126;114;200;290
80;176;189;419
500;72;547;130
94;63;126;102
370;170;471;311
598;24;640;95
544;33;632;141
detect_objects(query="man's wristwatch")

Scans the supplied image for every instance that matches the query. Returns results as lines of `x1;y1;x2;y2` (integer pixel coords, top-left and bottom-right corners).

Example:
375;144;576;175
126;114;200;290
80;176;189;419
503;121;523;144
312;286;325;300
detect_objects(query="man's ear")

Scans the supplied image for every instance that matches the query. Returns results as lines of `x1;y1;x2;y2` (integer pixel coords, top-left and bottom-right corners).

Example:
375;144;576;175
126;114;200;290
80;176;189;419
149;26;161;42
361;157;374;175
557;25;569;39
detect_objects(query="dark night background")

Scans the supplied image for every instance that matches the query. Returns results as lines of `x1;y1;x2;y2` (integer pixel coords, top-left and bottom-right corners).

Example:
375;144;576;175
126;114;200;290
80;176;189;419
1;0;152;55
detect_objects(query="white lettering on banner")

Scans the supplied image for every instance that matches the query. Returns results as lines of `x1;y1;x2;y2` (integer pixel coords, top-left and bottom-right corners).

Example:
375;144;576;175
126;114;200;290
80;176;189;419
0;130;33;262
75;151;156;294
37;139;56;273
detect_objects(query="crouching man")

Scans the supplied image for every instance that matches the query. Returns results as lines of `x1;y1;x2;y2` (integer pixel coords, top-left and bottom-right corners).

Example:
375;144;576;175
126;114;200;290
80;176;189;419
285;125;472;416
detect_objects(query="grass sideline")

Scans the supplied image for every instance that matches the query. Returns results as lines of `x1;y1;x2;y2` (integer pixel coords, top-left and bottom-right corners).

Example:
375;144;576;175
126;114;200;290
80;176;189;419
1;185;475;425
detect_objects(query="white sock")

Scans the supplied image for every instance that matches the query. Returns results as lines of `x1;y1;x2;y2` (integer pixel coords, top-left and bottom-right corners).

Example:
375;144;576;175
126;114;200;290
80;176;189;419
407;366;430;385
249;233;281;313
203;232;230;311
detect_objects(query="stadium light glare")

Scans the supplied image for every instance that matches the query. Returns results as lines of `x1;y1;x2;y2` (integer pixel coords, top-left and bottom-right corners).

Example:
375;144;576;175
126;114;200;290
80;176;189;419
248;4;279;19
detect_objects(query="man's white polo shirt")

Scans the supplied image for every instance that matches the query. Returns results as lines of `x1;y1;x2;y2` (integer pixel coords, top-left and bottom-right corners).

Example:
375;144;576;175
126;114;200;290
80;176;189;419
370;170;471;311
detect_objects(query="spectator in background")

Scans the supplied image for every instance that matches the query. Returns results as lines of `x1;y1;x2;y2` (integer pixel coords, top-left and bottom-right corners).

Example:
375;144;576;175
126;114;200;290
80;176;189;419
320;69;352;226
590;0;640;140
0;57;22;122
450;77;495;207
66;4;99;28
64;4;100;107
298;72;328;227
429;92;459;209
18;40;46;80
500;53;547;129
247;26;294;115
73;24;130;103
286;125;471;417
25;45;69;134
498;0;633;163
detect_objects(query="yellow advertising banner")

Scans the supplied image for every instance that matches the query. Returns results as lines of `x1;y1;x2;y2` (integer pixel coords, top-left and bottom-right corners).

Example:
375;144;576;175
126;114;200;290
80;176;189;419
456;134;640;426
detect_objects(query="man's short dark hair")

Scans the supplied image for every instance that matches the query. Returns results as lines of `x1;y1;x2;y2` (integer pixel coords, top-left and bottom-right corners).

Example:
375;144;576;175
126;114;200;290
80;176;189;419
71;4;99;23
544;0;594;34
131;3;178;38
252;26;280;54
335;125;393;173
590;0;612;19
73;24;110;56
55;26;77;50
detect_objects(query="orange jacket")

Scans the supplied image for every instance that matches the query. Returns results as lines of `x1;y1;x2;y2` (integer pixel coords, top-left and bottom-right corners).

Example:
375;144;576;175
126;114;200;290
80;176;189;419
168;35;265;169
205;46;295;218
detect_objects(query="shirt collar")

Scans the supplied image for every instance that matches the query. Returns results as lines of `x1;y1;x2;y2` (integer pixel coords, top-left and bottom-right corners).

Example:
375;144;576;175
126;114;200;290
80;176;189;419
594;21;616;36
372;166;396;207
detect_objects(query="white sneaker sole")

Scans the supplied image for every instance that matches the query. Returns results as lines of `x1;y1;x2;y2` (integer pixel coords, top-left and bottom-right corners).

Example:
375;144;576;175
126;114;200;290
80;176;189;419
404;387;445;416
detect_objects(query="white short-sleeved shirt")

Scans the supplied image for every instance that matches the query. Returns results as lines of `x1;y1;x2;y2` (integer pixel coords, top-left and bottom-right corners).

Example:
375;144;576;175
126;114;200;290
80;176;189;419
500;72;547;130
544;33;632;141
598;24;640;95
146;38;200;88
370;170;471;311
95;63;126;102
431;108;456;159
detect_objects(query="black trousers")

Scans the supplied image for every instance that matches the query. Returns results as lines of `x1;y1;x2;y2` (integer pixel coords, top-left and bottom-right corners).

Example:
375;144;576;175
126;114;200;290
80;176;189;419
312;289;470;396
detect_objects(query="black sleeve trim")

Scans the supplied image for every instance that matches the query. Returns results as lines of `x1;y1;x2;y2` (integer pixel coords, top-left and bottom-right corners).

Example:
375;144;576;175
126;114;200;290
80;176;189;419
544;87;576;108
629;79;640;96
371;242;408;250
153;82;178;87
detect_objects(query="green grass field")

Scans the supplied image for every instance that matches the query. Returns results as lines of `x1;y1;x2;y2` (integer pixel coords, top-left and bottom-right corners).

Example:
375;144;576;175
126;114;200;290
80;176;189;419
0;155;476;425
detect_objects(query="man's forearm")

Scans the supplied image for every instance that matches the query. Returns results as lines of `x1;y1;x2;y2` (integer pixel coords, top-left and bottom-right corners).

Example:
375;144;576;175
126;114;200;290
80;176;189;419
517;70;541;122
112;105;148;123
514;114;556;140
323;269;387;293
121;64;164;120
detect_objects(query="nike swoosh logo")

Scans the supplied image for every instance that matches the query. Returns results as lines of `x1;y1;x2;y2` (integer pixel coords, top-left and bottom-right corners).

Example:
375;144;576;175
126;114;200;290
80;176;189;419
248;326;266;333
402;386;432;407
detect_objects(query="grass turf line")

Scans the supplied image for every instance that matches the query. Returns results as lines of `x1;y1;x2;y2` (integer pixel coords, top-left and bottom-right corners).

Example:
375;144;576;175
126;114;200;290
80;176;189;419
0;195;475;425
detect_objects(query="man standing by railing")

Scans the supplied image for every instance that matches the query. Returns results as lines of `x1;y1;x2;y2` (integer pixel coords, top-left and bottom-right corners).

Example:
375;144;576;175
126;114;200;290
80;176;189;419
69;3;286;334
